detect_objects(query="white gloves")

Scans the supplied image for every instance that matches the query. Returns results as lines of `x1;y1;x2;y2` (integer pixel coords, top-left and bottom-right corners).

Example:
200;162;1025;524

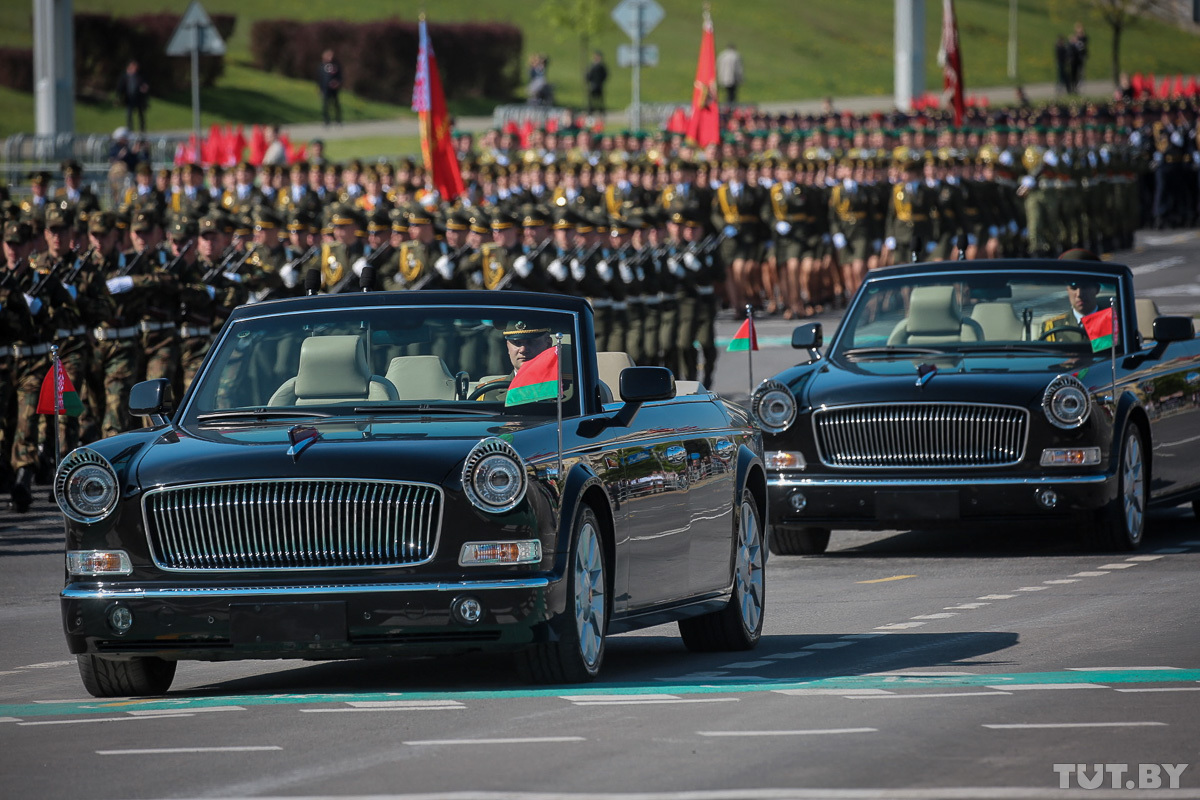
106;276;134;295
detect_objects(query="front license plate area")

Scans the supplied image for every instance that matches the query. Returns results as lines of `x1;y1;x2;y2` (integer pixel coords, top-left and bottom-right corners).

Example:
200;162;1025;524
875;490;960;521
230;601;348;646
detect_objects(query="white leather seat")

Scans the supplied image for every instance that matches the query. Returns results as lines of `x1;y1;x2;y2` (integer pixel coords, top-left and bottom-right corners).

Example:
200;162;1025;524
268;335;398;406
888;286;984;345
385;355;457;401
971;301;1024;340
596;351;635;401
1134;298;1161;343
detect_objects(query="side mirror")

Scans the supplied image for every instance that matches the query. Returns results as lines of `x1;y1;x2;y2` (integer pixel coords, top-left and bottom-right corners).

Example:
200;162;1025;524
129;379;174;418
792;322;823;350
619;366;676;403
1153;316;1195;344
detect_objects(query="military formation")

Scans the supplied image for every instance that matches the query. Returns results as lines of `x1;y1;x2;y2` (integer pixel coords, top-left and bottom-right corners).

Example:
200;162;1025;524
2;97;1198;511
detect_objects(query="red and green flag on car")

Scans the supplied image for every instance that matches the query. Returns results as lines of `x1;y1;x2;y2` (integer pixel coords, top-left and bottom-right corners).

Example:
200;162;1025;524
1082;307;1116;353
727;317;759;352
36;359;83;417
505;346;560;407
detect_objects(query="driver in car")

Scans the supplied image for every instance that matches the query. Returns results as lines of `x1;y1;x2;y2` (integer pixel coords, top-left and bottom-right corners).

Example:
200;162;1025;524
1041;249;1102;342
473;321;553;401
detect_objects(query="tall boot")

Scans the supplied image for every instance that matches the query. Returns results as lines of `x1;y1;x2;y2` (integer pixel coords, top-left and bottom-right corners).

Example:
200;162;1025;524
10;466;32;514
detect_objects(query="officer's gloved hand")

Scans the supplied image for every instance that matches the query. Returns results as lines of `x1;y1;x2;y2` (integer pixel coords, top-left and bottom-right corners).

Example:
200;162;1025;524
23;293;43;316
682;252;701;272
279;263;298;288
352;257;368;277
884;236;897;251
434;254;455;280
222;272;242;283
774;221;791;236
722;225;738;238
106;276;134;295
596;260;613;281
667;256;684;277
547;258;567;281
924;241;937;255
832;232;847;250
513;255;533;278
570;258;586;282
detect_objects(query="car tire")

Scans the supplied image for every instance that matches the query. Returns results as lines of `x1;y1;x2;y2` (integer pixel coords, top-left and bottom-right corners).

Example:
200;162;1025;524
769;525;831;555
516;505;606;684
679;490;765;652
77;654;177;698
1088;425;1147;552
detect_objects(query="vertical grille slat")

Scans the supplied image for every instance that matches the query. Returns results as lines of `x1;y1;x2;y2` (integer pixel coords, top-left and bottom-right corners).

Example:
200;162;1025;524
814;403;1028;469
143;480;443;571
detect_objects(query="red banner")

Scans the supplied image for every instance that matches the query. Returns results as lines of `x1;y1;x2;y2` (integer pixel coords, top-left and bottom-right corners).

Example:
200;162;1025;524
685;10;720;149
940;0;965;127
412;18;464;201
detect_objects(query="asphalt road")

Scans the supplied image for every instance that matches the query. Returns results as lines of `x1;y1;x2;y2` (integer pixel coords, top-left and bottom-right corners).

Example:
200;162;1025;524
2;234;1198;800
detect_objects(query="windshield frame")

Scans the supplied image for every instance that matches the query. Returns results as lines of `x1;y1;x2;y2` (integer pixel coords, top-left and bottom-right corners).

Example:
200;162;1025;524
177;301;586;424
831;267;1130;362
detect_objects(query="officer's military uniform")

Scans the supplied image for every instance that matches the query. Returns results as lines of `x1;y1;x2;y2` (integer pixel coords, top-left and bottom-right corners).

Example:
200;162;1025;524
886;160;939;262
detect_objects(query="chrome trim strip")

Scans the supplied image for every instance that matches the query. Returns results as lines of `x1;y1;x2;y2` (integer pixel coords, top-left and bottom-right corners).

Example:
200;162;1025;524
141;478;444;572
61;577;553;600
768;474;1110;488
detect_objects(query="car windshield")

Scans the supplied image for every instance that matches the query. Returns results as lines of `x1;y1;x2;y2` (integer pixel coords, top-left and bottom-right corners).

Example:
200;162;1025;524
184;305;581;419
835;272;1122;358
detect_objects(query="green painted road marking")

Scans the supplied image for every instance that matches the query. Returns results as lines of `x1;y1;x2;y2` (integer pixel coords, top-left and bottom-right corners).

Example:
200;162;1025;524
2;669;1197;720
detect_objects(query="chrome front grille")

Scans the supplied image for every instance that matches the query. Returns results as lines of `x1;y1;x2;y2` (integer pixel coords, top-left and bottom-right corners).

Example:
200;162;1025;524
813;403;1028;469
143;479;442;571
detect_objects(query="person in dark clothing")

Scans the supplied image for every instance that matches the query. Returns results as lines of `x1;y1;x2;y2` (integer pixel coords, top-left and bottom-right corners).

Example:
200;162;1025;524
116;60;149;132
585;51;608;115
318;50;344;126
1054;36;1071;95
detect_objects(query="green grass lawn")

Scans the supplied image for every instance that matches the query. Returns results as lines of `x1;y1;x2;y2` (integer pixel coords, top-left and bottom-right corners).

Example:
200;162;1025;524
1;0;1196;143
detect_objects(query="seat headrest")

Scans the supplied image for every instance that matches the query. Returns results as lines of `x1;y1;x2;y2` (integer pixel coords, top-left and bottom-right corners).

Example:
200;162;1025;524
295;335;371;399
907;286;963;335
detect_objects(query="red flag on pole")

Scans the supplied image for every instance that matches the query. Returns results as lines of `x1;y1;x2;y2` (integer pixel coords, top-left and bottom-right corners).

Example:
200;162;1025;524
939;0;965;127
412;16;465;202
36;358;84;417
685;9;720;149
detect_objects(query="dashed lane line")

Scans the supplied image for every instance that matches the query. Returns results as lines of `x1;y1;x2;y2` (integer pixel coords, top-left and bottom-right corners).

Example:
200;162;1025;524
403;736;585;746
1098;563;1138;569
97;746;282;755
697;727;877;737
983;721;1167;729
985;683;1107;691
848;691;1011;699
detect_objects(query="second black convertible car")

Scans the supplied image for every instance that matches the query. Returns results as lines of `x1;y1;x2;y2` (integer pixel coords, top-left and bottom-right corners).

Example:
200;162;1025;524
752;259;1200;555
57;292;766;696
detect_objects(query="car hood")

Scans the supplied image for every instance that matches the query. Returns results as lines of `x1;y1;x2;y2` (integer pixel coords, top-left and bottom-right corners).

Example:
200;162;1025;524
796;353;1106;409
132;417;548;489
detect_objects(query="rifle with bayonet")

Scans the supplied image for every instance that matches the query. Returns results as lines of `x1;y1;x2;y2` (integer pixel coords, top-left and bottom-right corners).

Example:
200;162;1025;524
162;240;194;275
204;247;253;283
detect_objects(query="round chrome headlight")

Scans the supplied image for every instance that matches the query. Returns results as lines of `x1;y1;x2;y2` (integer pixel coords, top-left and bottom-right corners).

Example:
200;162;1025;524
462;437;527;513
1042;374;1091;429
751;379;798;434
55;448;120;523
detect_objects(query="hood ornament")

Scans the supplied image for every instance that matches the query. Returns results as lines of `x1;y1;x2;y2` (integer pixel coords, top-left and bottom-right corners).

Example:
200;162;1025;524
287;425;321;462
915;363;938;387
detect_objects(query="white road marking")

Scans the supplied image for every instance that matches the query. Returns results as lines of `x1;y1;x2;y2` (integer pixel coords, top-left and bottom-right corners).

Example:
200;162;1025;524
771;651;814;659
1130;255;1185;274
344;700;463;709
910;613;957;619
852;691;1011;699
569;698;740;706
1127;555;1164;561
774;688;894;696
1070;571;1110;577
875;622;925;630
0;717;21;722
945;603;989;609
802;641;854;650
0;671;22;677
404;737;585;746
978;594;1016;600
871;671;977;676
698;727;877;737
1115;687;1200;693
984;721;1166;729
1014;586;1048;592
97;746;282;755
985;683;1107;691
14;660;73;670
127;705;243;716
561;694;679;702
19;714;195;726
1098;563;1137;569
1042;579;1079;584
838;633;884;639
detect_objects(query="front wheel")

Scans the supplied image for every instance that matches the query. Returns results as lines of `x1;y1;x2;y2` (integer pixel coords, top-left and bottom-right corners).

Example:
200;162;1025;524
679;489;765;652
1087;425;1147;551
77;654;176;698
516;505;607;683
769;525;831;555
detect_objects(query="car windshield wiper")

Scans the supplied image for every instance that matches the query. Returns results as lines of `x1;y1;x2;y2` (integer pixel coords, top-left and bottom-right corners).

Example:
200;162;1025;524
195;408;335;423
841;346;951;358
352;404;495;416
956;344;1055;354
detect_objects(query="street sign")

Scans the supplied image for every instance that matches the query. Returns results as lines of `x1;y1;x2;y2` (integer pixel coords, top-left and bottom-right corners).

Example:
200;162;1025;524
618;44;659;68
166;0;226;56
611;0;664;40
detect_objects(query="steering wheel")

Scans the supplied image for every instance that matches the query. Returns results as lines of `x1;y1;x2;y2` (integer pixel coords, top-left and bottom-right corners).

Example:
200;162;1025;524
1038;325;1087;341
467;379;511;401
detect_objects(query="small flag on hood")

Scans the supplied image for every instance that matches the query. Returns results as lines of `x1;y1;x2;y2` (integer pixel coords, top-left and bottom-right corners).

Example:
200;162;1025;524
1082;307;1115;352
36;359;83;416
505;346;559;407
727;317;758;352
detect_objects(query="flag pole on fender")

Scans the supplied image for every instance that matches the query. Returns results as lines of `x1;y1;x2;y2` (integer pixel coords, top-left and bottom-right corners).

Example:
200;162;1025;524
554;333;564;483
727;304;758;397
51;344;61;469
